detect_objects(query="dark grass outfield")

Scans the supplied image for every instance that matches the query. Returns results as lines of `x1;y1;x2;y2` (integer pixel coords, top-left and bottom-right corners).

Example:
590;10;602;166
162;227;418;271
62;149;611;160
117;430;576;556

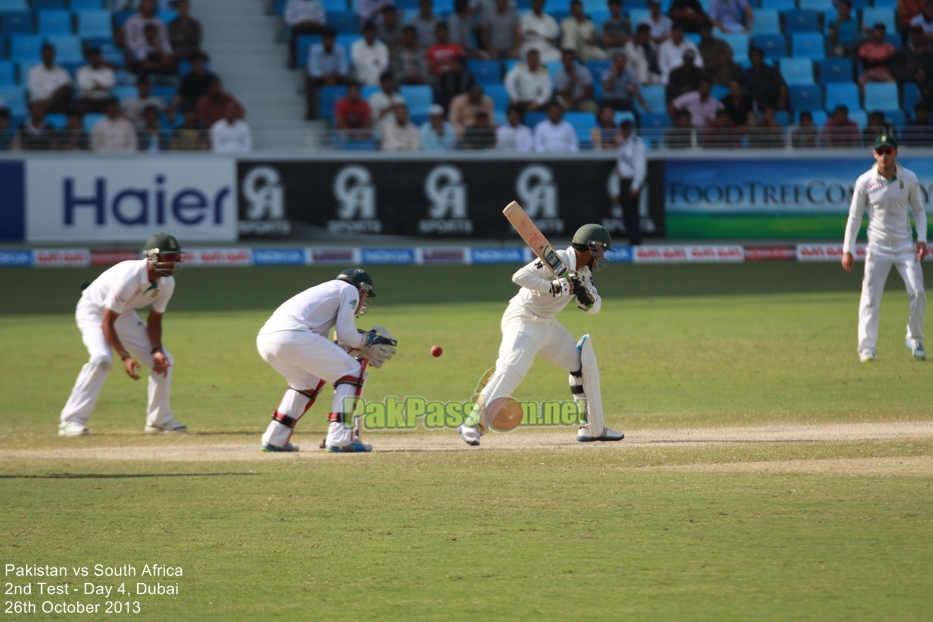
1;263;933;620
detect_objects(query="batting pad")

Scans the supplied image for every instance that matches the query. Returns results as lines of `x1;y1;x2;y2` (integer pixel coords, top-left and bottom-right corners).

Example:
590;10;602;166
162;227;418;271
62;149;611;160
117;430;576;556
576;334;605;437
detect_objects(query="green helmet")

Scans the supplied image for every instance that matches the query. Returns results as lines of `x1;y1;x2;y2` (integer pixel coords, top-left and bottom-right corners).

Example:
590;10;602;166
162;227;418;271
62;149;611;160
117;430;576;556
143;233;182;276
336;267;376;297
572;224;612;254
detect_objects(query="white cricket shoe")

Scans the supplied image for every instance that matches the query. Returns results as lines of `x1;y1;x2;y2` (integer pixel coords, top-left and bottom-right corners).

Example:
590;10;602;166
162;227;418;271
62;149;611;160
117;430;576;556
577;425;625;442
145;419;187;433
458;424;481;447
859;351;876;363
58;421;89;437
907;340;926;360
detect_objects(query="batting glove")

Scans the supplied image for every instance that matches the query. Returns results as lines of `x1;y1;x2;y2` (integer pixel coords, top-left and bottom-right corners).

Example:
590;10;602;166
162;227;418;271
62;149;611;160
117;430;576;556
549;278;572;297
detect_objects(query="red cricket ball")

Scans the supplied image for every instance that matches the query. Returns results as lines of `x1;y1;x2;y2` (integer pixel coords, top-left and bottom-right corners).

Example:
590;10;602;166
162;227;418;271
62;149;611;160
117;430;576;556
431;345;443;357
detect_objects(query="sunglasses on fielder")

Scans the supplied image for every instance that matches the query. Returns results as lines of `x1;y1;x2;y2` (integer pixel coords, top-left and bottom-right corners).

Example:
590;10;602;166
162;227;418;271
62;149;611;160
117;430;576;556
875;147;895;155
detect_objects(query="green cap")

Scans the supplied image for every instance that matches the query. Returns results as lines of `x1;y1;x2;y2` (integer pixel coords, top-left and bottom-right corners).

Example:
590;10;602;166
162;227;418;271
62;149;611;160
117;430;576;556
336;267;376;297
874;134;897;150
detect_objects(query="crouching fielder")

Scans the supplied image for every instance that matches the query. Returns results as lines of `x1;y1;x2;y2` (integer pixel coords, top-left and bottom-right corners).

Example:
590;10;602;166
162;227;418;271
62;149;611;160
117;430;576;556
256;268;397;453
458;224;625;446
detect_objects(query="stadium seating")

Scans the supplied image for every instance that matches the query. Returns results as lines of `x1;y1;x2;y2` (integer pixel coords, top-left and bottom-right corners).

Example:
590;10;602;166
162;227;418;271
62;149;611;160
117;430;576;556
295;34;321;68
824;82;861;110
70;0;104;9
468;59;502;86
76;10;113;38
10;34;42;62
317;84;346;120
484;83;509;111
399;84;432;117
818;57;854;84
326;10;356;35
779;58;814;84
636;84;665;112
0;59;13;85
37;9;71;35
565;110;595;145
863;82;899;113
752;33;787;60
861;8;895;32
641;111;671;130
751;9;781;35
791;33;825;60
761;0;796;11
0;0;27;10
798;0;834;9
721;32;749;65
0;85;26;115
33;0;66;8
46;35;83;62
784;10;819;34
904;82;921;111
1;11;34;36
789;83;822;110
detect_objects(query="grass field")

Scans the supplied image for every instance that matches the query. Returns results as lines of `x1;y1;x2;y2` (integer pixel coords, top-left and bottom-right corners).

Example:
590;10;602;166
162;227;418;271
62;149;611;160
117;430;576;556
1;263;932;620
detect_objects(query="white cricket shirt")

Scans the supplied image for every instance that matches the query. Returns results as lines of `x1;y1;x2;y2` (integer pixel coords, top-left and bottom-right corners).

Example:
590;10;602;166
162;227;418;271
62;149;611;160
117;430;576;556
843;162;927;253
508;246;602;320
259;279;366;349
81;259;174;316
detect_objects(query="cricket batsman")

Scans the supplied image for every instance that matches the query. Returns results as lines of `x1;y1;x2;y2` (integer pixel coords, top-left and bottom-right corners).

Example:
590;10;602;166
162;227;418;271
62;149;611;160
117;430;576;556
256;268;397;453
458;224;625;446
842;135;928;362
59;233;186;437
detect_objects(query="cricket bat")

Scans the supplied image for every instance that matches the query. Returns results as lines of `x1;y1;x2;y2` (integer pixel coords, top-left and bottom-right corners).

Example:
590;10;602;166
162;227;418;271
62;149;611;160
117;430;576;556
502;201;569;278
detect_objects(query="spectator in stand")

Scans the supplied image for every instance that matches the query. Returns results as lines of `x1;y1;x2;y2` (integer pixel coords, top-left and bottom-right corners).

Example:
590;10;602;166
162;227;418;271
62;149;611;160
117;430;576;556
335;82;372;140
382;103;422;150
357;0;394;24
899;24;933;82
789;110;819;148
427;23;466;78
556;49;598;112
534;101;579;152
369;72;406;137
822;104;860;147
659;24;702;84
0;108;12;151
19;102;53;151
708;0;753;34
497;104;534;150
130;22;175;76
701;108;741;148
862;110;897;145
640;0;673;44
53;110;90;151
171;51;216;116
377;5;404;48
667;49;704;100
464;110;497;149
904;103;933;145
481;0;522;59
740;47;787;111
171;104;209;150
747;107;783;148
27;44;73;114
394;26;431;85
858;23;898;88
122;77;166;127
305;28;350;120
698;24;734;85
211;102;253;154
353;21;391;86
168;0;202;63
410;0;442;48
667;0;709;34
505;48;553;116
668;74;721;128
76;47;116;114
121;0;172;59
720;78;753;129
436;55;476;111
828;0;860;58
449;83;495;136
602;52;651;112
197;78;244;129
137;104;165;152
625;23;662;84
449;0;488;59
91;98;138;153
602;0;632;58
419;103;457;150
665;108;693;147
561;0;608;62
284;0;326;68
520;0;561;62
900;0;928;34
590;105;621;149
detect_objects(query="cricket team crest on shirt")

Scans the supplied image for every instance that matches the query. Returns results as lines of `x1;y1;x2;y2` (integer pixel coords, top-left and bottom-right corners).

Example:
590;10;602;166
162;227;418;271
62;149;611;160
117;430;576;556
350;299;357;309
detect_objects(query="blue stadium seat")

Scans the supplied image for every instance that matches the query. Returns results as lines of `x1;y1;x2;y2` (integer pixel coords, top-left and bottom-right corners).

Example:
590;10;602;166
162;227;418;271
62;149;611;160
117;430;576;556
636;84;665;112
327;10;357;35
848;109;867;128
360;84;379;100
640;111;671;129
494;109;506;126
551;9;571;24
589;9;610;31
10;35;42;62
885;33;902;50
0;85;26;115
59;59;81;77
45;112;67;128
751;9;781;34
614;110;636;125
0;11;33;35
0;35;8;59
752;33;787;60
322;0;349;9
399;84;432;115
158;10;178;24
112;85;137;101
484;83;509;111
904;81;921;111
113;9;134;28
0;59;14;84
824;82;861;110
586;59;612;79
317;85;346;120
791;32;825;60
76;10;112;38
434;0;454;15
780;57;814;84
33;0;67;8
684;32;700;45
798;0;834;9
83;112;104;131
760;0;795;11
468;59;502;85
525;110;546;127
848;0;870;8
784;9;819;34
789;83;822;110
275;0;287;13
720;32;749;61
176;59;211;76
565;111;595;144
581;0;607;11
394;0;419;8
0;0;26;9
774;110;791;126
873;0;898;6
884;109;905;125
503;58;519;75
544;59;562;79
38;10;72;35
863;82;899;112
336;33;359;53
46;35;83;62
295;33;321;67
819;57;853;84
70;0;103;9
711;84;728;100
628;9;649;25
861;8;895;32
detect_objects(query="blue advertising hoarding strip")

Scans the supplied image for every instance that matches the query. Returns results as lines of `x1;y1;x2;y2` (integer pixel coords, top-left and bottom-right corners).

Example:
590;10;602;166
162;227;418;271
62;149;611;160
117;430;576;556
252;249;306;265
360;248;417;264
0;250;31;266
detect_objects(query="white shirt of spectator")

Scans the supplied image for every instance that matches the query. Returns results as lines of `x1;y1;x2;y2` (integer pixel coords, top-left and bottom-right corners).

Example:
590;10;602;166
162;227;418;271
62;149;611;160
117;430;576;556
658;38;703;83
519;11;561;62
122;95;167;127
124;14;173;54
351;38;390;86
76;65;115;100
496;123;534;151
671;90;722;127
624;40;661;84
505;63;553;105
27;64;72;102
910;13;933;34
382;118;423;151
211;118;253;154
369;90;406;136
844;162;927;253
91;116;139;153
639;14;673;40
284;0;325;26
615;133;647;192
533;118;579;152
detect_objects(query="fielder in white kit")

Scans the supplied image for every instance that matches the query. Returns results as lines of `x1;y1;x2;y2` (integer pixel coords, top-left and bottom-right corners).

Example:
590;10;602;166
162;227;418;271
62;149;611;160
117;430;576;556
59;233;186;436
257;268;397;453
458;224;625;446
842;134;928;362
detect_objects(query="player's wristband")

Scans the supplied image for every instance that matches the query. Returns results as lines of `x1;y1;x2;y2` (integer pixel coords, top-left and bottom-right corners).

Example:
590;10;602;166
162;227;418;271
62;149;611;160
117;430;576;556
151;346;164;355
120;351;131;361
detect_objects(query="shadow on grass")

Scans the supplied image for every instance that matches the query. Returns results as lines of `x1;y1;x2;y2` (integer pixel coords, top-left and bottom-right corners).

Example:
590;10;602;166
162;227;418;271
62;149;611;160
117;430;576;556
0;472;260;480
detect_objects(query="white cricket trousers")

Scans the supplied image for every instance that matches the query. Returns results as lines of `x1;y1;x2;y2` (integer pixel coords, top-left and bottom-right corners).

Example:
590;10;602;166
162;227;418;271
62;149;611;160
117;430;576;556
61;303;174;427
476;304;582;422
858;243;926;354
256;330;365;448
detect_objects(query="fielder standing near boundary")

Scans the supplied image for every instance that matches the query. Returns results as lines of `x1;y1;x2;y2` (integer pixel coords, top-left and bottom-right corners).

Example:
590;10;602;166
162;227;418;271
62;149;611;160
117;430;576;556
59;233;186;436
842;135;928;362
